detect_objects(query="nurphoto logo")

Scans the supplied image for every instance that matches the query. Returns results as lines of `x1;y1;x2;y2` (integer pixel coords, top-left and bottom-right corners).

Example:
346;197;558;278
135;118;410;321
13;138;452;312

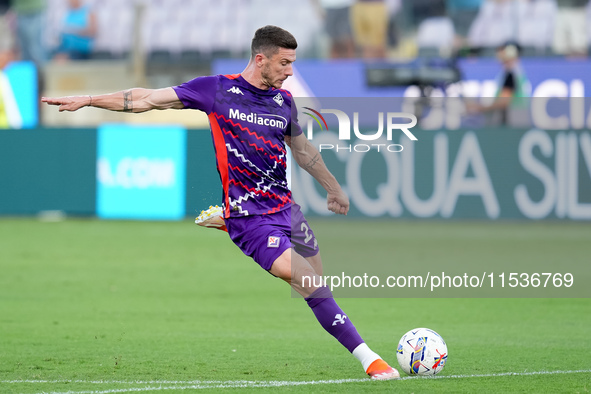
303;108;418;153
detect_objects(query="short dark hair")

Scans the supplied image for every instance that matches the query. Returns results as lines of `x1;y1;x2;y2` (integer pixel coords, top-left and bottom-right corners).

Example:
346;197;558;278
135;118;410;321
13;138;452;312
251;25;298;58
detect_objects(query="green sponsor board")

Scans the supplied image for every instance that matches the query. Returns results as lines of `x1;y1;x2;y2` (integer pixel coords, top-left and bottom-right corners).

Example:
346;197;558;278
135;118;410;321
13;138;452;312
0;128;222;218
185;129;223;216
2;127;588;222
291;128;591;220
0;128;96;215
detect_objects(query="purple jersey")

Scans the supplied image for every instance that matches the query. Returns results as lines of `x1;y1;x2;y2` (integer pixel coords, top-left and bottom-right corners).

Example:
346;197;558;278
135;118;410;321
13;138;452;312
173;74;302;218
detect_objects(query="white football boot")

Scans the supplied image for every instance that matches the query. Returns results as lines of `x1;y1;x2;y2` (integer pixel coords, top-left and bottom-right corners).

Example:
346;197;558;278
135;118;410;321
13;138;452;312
195;205;227;232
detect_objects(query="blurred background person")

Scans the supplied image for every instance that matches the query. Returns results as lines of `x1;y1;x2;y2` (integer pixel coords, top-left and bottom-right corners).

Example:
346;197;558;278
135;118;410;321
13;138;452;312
0;0;14;67
314;0;356;58
52;0;96;61
10;0;46;67
385;0;402;54
351;0;388;58
0;0;15;128
552;0;589;56
447;0;483;50
466;41;531;127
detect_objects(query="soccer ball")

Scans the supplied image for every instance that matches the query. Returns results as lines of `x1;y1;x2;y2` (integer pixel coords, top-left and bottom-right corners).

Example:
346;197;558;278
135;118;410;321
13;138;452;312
396;327;448;376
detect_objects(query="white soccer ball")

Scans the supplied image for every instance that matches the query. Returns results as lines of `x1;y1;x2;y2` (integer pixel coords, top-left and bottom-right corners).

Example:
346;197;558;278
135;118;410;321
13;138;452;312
396;327;448;376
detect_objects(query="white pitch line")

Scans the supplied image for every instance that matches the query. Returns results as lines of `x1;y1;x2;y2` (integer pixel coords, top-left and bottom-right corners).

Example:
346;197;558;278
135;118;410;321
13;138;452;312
0;369;590;394
1;379;369;385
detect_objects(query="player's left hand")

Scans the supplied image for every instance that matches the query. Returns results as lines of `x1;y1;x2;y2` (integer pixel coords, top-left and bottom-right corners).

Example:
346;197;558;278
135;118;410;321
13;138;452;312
327;189;349;215
42;95;91;112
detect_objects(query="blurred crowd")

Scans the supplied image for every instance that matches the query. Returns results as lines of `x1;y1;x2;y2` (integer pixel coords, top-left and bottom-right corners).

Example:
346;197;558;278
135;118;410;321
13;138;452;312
0;0;590;70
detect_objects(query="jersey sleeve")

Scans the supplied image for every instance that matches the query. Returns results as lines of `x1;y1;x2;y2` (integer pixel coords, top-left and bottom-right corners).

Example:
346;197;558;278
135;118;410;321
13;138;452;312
286;94;303;137
173;75;218;114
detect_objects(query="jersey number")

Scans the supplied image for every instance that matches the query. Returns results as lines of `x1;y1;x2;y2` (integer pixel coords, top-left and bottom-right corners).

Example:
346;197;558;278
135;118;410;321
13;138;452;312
301;223;313;244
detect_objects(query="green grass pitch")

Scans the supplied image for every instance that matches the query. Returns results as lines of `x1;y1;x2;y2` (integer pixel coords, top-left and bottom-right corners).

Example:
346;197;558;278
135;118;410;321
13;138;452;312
0;218;590;393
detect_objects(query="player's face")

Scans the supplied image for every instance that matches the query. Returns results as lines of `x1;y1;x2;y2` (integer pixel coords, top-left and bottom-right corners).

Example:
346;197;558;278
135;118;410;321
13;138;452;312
261;48;296;89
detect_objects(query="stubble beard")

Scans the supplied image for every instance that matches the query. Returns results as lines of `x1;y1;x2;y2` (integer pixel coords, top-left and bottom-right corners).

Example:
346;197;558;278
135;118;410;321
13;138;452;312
261;64;283;89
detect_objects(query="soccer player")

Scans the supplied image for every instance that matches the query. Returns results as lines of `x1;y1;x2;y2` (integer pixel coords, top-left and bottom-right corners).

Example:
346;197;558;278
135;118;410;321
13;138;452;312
42;25;400;381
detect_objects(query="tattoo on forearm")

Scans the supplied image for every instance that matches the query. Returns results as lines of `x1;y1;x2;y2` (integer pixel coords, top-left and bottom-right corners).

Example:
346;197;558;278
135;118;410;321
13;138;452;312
304;153;321;170
123;90;133;112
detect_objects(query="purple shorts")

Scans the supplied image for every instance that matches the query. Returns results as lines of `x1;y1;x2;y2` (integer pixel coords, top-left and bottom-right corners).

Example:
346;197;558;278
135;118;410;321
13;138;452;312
225;203;319;271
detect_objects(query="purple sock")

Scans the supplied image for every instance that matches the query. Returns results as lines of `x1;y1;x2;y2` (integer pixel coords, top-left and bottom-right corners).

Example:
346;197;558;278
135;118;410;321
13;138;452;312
305;286;365;353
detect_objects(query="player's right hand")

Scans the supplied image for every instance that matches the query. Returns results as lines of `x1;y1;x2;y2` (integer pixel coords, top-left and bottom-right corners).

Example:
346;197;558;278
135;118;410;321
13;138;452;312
327;188;349;216
42;96;91;112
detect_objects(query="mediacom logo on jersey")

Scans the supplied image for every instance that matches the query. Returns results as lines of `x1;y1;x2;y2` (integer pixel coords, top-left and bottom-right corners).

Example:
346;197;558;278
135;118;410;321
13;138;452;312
229;108;287;129
303;108;418;153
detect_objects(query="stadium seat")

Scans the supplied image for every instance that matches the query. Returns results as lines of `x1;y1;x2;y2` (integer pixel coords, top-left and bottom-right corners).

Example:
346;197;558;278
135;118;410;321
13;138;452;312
44;0;68;52
516;0;556;56
93;0;134;57
147;49;174;64
416;17;455;57
179;50;211;66
245;0;321;57
468;0;516;49
43;0;322;62
90;50;116;60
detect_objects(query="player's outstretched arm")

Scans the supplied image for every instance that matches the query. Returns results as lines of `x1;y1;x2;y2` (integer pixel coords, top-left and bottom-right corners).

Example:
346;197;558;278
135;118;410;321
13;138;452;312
42;87;185;113
289;133;349;215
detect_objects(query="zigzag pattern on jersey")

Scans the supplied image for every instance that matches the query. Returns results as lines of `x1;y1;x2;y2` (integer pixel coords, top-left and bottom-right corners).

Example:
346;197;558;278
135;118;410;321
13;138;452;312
266;200;290;215
213;112;287;156
224;141;286;186
233;204;249;216
222;126;287;167
227;171;284;209
225;143;285;187
229;199;291;216
221;124;288;184
225;143;264;174
229;179;291;203
225;143;288;210
216;108;291;216
229;179;292;216
229;163;259;178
